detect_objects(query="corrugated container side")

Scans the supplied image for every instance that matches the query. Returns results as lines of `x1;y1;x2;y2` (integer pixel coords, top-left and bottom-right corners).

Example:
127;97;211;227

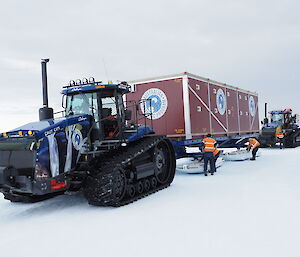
188;78;210;136
226;88;239;133
248;94;259;132
126;78;185;137
207;82;228;134
128;72;259;139
238;91;251;132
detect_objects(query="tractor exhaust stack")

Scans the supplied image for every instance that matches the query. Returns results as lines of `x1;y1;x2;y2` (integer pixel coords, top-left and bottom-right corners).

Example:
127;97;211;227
263;102;268;124
264;103;267;118
39;58;54;121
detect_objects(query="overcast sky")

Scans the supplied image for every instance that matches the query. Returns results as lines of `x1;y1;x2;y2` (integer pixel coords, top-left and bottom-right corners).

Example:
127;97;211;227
0;0;299;132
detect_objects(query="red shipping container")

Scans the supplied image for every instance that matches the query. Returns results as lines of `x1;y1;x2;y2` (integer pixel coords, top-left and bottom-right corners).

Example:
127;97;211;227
127;72;259;139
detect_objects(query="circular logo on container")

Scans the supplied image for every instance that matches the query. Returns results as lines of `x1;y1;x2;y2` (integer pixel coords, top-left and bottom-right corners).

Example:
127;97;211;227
216;88;227;115
249;96;256;117
141;88;168;120
72;129;83;151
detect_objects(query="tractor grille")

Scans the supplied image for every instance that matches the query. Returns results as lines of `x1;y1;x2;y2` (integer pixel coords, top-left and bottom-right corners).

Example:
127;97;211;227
0;137;35;151
0;150;36;171
261;127;276;135
0;150;36;192
0;138;36;184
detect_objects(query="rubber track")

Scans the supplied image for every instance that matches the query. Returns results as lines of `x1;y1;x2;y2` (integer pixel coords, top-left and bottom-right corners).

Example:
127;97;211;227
113;183;170;207
84;136;175;207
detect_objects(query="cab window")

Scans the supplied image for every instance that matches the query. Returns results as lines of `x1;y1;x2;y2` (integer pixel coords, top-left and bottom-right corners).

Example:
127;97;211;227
101;96;117;116
66;93;98;117
271;114;283;123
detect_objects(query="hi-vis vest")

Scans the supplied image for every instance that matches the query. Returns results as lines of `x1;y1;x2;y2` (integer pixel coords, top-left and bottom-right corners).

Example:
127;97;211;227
202;137;217;152
213;148;220;157
249;138;260;148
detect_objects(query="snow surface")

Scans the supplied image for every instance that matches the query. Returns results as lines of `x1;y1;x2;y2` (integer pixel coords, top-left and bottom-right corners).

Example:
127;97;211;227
1;147;300;257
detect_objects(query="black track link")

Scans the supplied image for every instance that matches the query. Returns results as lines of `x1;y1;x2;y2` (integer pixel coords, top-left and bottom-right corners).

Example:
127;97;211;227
83;136;175;207
112;183;170;207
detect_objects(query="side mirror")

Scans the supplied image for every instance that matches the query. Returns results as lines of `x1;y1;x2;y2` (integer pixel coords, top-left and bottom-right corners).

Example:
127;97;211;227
125;109;132;121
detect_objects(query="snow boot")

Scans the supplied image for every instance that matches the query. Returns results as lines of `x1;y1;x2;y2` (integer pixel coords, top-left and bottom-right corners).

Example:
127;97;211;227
250;158;256;161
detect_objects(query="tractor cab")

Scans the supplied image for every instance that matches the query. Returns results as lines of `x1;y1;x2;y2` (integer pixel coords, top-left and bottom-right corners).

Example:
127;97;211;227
270;112;283;124
268;109;295;129
62;80;133;143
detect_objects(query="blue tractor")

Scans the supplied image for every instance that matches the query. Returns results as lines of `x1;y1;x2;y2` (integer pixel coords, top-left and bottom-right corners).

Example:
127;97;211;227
0;59;176;206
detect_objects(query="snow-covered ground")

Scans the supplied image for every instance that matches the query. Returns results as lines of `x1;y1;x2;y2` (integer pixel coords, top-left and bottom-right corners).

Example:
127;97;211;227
1;147;300;257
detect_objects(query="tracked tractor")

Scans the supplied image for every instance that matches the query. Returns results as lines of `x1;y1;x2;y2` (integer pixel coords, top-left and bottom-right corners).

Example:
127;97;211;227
259;105;300;148
0;59;176;206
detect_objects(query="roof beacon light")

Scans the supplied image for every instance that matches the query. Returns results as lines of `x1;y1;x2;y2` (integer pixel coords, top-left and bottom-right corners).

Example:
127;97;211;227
69;80;76;86
89;77;95;84
76;79;82;85
82;78;88;84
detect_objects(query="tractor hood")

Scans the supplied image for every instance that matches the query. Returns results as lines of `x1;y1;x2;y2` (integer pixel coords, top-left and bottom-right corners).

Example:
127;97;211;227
0;114;92;196
13;118;66;132
0;115;91;144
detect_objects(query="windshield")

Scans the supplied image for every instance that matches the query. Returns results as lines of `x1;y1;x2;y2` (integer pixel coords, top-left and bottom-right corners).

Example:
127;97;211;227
66;92;123;125
66;93;98;117
271;114;283;123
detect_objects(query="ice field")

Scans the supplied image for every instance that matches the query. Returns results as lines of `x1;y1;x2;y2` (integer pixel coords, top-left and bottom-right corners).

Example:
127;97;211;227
1;147;300;257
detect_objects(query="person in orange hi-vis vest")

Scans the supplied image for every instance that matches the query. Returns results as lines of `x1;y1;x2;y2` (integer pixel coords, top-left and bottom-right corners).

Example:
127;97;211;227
213;146;220;171
202;134;217;176
247;138;260;160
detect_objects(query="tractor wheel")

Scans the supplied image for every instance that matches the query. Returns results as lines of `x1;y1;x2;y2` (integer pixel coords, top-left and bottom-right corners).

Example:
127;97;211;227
136;181;144;194
154;140;175;184
127;184;135;198
83;165;127;206
143;179;151;192
150;177;158;189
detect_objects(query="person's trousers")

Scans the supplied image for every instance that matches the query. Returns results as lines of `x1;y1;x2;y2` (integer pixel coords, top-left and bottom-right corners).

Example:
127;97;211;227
252;146;259;159
214;152;220;162
203;152;216;174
